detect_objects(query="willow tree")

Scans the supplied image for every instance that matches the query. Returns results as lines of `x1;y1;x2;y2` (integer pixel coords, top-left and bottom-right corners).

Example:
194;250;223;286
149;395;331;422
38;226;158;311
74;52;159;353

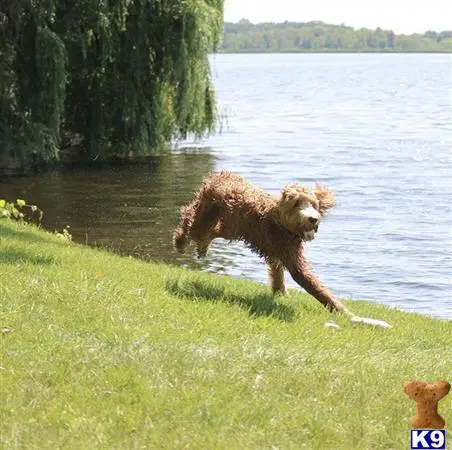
0;0;224;170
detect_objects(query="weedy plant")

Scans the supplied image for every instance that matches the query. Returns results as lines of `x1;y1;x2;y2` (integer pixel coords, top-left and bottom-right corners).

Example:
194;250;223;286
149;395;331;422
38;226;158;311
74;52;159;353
54;224;73;241
0;198;43;223
0;198;71;240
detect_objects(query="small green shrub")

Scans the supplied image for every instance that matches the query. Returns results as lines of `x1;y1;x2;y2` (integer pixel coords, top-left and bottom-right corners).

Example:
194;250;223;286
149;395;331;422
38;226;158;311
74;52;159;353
54;224;73;241
0;198;44;223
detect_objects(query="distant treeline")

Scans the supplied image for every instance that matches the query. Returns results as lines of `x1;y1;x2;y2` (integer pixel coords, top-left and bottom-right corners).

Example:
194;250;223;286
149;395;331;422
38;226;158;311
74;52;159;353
220;20;452;53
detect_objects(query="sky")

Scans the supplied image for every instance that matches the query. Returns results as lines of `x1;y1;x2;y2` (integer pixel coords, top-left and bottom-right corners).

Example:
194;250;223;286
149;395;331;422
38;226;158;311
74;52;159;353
223;0;451;34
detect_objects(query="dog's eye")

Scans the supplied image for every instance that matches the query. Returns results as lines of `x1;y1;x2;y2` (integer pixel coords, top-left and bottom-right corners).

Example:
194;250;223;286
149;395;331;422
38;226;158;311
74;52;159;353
293;201;301;208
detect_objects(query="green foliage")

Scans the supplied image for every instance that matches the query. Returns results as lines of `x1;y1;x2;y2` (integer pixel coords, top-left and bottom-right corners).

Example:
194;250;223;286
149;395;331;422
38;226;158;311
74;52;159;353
0;0;224;170
221;20;452;53
0;197;72;240
1;220;451;448
54;224;73;241
0;199;43;223
0;2;67;168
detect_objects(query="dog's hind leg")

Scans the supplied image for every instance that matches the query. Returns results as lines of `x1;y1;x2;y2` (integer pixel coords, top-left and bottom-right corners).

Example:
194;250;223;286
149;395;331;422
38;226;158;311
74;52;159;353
173;203;196;253
174;187;220;257
192;208;220;258
196;235;214;258
174;188;209;253
267;259;286;295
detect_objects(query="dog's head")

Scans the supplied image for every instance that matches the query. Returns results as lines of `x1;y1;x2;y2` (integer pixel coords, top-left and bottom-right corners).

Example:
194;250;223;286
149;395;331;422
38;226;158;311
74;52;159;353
278;183;336;241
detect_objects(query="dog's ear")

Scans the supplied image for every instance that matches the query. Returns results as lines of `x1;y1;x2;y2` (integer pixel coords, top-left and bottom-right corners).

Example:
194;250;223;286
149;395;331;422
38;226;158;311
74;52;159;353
280;183;303;207
315;184;336;215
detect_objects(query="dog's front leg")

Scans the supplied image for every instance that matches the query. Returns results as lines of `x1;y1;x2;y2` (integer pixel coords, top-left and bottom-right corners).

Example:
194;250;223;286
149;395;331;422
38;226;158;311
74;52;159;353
284;249;352;316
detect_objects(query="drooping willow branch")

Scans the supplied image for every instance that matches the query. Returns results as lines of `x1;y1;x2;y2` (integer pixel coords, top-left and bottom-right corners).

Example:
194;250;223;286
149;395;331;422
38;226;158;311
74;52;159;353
0;0;224;169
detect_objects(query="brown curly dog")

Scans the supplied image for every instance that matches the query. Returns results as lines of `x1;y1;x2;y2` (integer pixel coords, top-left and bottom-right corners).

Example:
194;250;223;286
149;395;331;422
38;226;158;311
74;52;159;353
173;171;351;315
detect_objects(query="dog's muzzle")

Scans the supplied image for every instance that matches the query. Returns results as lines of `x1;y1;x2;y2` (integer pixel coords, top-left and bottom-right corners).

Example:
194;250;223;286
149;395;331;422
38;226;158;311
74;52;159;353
307;216;319;231
303;218;320;241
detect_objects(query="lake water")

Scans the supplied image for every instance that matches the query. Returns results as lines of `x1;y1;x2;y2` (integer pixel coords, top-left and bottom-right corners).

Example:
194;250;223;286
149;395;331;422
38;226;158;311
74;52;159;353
1;53;451;320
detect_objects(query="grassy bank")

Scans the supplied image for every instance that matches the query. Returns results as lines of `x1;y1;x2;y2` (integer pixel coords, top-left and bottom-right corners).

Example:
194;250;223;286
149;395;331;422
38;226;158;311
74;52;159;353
1;220;451;449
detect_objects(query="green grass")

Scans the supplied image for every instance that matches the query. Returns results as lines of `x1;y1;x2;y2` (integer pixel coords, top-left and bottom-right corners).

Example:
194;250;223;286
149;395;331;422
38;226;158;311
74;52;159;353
1;220;451;449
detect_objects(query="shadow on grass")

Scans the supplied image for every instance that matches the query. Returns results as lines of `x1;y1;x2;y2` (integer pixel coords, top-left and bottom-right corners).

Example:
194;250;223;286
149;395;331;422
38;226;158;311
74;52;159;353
0;249;55;265
166;278;296;322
